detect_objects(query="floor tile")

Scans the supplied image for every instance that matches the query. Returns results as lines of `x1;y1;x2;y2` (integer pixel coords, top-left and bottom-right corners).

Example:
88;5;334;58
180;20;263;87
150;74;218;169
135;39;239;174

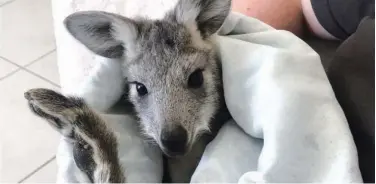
0;0;13;6
0;70;60;182
22;158;57;183
27;51;60;85
0;58;18;79
0;0;55;65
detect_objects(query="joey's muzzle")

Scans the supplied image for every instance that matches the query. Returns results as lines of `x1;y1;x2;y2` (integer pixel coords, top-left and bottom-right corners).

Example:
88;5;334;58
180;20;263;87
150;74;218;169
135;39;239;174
160;124;188;156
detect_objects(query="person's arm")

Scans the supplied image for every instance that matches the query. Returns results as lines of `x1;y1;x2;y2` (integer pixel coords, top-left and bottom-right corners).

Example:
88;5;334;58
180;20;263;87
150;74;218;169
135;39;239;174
231;0;304;36
302;0;375;40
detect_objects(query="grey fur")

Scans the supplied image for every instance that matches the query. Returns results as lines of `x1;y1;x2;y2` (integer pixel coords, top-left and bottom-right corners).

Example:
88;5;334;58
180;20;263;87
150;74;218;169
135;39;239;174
63;0;232;182
25;88;125;183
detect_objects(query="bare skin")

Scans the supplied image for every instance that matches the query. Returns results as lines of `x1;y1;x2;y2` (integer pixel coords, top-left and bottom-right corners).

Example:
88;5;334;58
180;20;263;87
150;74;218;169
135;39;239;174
232;0;304;36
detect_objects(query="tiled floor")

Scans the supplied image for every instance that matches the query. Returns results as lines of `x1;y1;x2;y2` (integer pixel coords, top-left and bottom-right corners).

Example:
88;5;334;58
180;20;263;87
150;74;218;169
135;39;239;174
0;0;60;182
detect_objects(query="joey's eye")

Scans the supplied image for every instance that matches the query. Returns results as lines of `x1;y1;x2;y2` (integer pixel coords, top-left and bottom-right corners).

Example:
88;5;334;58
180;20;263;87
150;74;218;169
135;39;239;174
188;69;204;88
136;83;148;96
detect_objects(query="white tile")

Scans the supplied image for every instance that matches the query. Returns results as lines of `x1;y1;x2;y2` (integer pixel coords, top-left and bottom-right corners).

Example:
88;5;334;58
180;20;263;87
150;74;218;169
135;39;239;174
22;159;57;183
28;52;60;85
0;58;18;79
0;0;55;66
0;0;13;6
0;71;60;182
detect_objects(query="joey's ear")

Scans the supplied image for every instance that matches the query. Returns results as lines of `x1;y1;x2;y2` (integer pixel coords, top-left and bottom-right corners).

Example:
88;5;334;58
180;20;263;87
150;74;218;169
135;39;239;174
168;0;231;39
64;11;139;58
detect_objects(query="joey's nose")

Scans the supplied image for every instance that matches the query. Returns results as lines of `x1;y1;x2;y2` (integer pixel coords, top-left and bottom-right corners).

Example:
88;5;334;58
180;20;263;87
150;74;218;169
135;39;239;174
160;125;188;155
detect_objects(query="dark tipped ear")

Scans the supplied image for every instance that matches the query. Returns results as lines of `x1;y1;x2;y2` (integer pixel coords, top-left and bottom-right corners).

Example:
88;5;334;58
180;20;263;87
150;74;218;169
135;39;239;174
169;0;231;39
64;11;139;58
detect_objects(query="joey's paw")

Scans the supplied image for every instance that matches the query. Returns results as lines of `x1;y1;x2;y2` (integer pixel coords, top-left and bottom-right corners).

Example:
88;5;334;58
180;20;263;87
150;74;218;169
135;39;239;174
24;88;84;137
24;88;84;116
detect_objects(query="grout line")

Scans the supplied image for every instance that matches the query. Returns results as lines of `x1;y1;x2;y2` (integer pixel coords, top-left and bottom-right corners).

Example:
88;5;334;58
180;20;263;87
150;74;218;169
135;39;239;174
23;67;61;88
17;156;56;183
0;56;13;63
24;49;56;67
0;0;16;7
0;50;61;88
0;48;55;68
0;68;21;81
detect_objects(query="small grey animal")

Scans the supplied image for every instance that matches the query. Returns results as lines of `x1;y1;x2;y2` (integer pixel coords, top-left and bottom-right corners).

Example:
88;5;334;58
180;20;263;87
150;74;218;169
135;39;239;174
35;0;232;182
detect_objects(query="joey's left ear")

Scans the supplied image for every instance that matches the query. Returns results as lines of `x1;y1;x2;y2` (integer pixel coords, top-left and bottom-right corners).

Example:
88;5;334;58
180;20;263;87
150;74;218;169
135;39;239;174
167;0;231;39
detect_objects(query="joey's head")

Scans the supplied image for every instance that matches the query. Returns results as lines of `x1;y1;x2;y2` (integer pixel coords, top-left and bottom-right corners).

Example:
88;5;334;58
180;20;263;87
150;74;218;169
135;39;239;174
64;0;231;157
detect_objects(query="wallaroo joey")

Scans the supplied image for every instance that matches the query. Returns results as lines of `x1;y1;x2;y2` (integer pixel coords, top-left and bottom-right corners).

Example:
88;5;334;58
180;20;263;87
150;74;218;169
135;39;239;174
33;0;232;182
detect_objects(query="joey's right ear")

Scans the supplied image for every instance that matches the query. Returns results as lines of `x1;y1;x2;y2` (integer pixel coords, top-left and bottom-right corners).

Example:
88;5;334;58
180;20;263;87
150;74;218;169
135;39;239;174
64;11;139;58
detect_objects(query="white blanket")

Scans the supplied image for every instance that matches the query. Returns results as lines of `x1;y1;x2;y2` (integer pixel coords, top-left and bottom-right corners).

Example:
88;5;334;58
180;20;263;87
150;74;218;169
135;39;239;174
53;5;363;183
192;13;362;183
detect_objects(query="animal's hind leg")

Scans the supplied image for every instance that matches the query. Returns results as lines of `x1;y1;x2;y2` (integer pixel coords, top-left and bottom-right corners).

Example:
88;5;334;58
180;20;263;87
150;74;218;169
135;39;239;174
24;88;125;183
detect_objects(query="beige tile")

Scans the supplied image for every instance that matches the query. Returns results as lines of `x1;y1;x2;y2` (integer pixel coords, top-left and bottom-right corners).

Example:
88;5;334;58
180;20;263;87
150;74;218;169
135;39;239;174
22;158;57;183
0;70;60;182
0;58;18;79
27;52;60;85
0;0;55;66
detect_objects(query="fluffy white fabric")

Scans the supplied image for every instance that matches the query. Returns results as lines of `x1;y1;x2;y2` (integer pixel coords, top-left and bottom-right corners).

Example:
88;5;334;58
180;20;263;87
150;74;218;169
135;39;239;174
191;13;362;183
52;0;362;182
